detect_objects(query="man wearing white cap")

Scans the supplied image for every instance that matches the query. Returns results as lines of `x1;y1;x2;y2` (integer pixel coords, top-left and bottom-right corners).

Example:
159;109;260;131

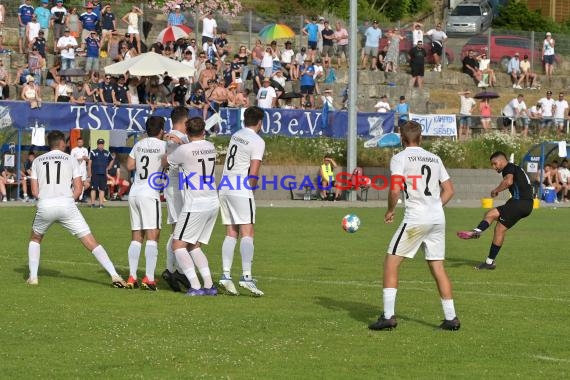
256;77;277;109
167;4;185;27
542;32;555;84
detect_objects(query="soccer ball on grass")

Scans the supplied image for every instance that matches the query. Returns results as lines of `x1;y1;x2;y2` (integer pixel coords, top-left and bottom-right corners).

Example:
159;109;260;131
342;214;360;233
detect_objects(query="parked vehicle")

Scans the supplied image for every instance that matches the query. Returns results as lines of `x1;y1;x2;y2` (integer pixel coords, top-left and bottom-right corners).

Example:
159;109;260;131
460;34;561;71
379;30;455;66
446;0;494;35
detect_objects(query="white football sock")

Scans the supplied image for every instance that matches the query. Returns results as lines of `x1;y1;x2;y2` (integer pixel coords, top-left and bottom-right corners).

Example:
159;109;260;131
92;245;118;277
190;247;212;289
222;236;237;277
145;240;158;282
174;248;201;289
441;298;457;320
28;241;40;279
166;234;176;273
240;236;254;278
127;241;142;279
383;288;398;319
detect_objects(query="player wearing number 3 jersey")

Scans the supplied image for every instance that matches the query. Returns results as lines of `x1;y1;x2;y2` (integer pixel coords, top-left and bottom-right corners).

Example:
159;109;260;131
26;131;127;288
369;121;460;331
125;116;167;290
218;106;266;296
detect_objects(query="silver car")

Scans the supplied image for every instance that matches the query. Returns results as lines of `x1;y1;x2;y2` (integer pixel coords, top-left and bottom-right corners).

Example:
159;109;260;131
446;0;494;35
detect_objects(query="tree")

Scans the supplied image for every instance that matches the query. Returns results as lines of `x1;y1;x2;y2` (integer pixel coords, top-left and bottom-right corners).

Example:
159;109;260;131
493;1;556;32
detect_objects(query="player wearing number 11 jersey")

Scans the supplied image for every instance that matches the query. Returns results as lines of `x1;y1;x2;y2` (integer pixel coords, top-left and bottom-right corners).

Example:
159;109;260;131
218;106;266;296
126;116;167;290
369;121;460;331
27;131;127;288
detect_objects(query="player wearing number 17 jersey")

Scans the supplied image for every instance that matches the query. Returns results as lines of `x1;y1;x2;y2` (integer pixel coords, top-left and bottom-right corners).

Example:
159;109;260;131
125;116;167;290
166;117;219;296
218;106;266;296
369;121;460;331
26;131;127;288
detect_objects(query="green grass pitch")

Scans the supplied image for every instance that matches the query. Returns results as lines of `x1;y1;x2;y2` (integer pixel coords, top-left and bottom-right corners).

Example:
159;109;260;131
1;206;569;379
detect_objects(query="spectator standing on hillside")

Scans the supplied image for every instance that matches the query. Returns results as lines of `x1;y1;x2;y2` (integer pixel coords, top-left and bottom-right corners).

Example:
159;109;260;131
409;40;426;89
32;30;47;58
51;0;67;52
479;98;492;131
395;95;409;130
66;7;81;38
538;90;555;129
303;17;319;63
83;30;101;76
100;4;116;51
384;28;404;73
542;32;555;84
321;21;335;62
79;3;99;42
122;5;143;53
57;28;78;70
34;0;51;41
361;20;381;71
19;0;35;54
168;5;185;27
334;21;349;70
25;15;41;51
412;22;423;45
425;23;447;72
458;90;476;140
316;16;325;56
553;92;568;137
201;11;217;45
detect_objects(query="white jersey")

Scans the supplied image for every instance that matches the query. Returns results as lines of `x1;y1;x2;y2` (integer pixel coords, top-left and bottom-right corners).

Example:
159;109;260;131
539;97;555;117
128;137;167;198
31;149;80;207
220;127;265;198
167;139;219;212
70;146;89;173
166;129;190;183
554;99;568;119
390;146;450;224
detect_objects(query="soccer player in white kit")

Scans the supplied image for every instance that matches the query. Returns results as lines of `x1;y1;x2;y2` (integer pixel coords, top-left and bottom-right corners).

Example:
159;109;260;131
218;106;266;296
161;106;191;292
26;131;127;288
69;137;89;201
166;117;219;296
368;121;460;331
125;116;167;291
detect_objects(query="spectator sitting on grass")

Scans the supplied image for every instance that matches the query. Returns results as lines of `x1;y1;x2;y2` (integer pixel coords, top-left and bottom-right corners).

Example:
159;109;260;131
507;52;524;89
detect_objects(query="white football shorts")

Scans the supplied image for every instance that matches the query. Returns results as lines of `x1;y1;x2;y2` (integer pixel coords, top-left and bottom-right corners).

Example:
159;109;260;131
219;194;255;225
33;204;91;238
164;180;184;225
128;195;162;231
387;223;446;260
173;207;219;245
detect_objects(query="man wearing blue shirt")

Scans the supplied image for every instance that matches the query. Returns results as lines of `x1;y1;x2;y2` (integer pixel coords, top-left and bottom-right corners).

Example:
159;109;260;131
88;138;113;208
79;4;98;41
18;0;35;53
299;59;316;108
34;0;51;41
100;3;116;51
167;5;185;27
303;17;319;62
83;30;100;75
362;20;382;71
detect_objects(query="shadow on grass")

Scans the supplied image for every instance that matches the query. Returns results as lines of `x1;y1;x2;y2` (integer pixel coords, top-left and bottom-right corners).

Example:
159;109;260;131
314;296;440;329
14;265;109;287
445;257;482;268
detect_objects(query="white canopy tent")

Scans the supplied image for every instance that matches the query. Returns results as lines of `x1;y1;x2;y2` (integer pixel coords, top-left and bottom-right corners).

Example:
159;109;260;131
104;52;195;77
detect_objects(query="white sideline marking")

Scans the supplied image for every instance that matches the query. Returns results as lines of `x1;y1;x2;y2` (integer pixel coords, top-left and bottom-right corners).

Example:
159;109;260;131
531;355;570;363
2;255;569;303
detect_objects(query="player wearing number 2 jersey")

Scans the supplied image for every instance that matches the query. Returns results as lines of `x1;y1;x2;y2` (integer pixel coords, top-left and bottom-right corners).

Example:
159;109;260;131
125;116;167;290
457;151;533;270
218;106;266;296
26;131;127;288
167;117;219;296
369;121;460;331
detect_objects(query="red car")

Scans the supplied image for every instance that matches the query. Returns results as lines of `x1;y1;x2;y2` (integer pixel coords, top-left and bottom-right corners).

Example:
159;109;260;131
460;34;561;71
378;30;455;66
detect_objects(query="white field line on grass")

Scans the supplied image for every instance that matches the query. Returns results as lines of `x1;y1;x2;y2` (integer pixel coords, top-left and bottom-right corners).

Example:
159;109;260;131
531;355;570;363
2;255;569;303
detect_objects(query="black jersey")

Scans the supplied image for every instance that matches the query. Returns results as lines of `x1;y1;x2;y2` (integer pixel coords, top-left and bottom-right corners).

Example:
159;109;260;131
502;162;533;200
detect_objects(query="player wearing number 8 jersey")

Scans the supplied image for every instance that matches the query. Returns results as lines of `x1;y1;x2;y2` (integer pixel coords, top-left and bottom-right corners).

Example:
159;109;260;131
125;116;167;290
26;131;127;288
369;121;460;331
218;106;266;296
166;117;219;296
